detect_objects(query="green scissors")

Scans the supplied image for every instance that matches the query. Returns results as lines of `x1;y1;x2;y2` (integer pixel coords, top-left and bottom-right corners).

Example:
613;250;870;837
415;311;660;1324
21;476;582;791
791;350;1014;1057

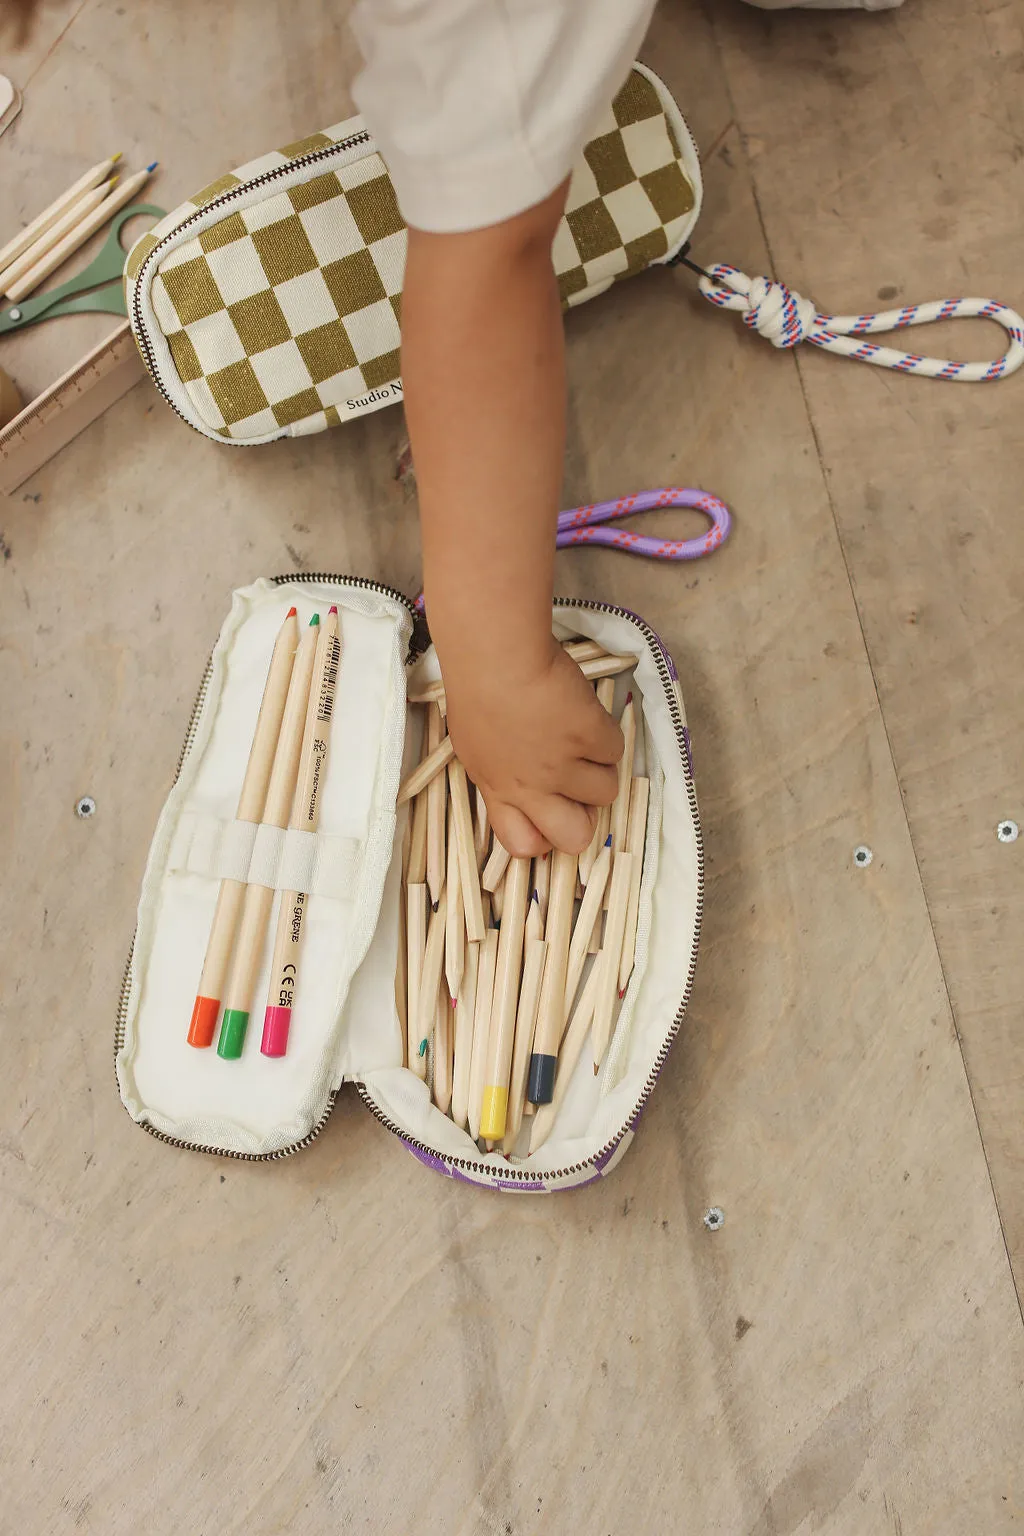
0;202;165;335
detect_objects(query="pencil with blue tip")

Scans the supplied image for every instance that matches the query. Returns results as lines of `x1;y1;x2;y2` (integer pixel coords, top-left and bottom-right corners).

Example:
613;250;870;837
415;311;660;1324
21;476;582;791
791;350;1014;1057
261;606;341;1057
217;611;320;1060
0;152;121;280
188;605;298;1047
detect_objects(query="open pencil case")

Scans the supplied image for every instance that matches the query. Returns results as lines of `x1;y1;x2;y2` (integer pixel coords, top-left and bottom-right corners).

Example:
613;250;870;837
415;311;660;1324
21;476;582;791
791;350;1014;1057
116;576;702;1191
123;63;701;442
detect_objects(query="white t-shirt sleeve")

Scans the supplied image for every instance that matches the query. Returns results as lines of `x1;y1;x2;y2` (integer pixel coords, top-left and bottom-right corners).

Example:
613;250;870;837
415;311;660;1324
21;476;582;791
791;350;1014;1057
350;0;657;234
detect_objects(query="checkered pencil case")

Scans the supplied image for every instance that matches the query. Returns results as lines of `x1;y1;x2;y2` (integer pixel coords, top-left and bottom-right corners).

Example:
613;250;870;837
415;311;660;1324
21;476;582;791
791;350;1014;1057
124;64;701;444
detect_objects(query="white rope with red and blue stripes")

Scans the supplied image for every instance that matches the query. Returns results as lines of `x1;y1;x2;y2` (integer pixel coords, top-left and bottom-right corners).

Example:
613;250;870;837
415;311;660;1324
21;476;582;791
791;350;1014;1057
697;263;1024;381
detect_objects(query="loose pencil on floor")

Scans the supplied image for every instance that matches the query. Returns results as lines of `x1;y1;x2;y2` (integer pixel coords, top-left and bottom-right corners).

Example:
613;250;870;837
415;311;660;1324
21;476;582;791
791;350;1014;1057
188;605;297;1047
217;612;320;1059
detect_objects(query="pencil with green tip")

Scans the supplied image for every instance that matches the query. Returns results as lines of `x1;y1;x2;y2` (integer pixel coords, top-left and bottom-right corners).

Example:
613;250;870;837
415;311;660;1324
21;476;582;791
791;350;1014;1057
217;611;320;1060
188;605;298;1047
261;606;341;1056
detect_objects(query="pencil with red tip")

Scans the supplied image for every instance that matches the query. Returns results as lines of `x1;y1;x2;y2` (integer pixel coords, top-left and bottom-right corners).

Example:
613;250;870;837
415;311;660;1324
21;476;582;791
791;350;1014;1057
188;605;298;1047
217;612;320;1059
261;606;342;1056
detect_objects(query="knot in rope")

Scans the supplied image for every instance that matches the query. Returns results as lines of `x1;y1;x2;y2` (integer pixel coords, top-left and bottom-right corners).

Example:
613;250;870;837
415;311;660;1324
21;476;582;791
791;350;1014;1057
715;269;818;349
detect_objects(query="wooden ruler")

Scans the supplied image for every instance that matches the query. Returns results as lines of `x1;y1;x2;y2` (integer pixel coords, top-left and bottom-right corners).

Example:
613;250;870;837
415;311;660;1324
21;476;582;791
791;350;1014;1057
0;321;150;496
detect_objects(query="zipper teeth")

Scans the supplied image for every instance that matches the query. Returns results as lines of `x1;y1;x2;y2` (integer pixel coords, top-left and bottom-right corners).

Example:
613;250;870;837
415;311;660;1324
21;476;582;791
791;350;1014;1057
359;598;704;1183
113;572;416;1156
113;596;701;1180
130;130;373;429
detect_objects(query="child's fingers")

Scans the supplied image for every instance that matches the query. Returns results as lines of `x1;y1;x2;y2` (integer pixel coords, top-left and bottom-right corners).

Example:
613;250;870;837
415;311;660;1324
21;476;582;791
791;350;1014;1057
487;799;551;860
562;759;618;809
523;794;596;856
581;698;625;764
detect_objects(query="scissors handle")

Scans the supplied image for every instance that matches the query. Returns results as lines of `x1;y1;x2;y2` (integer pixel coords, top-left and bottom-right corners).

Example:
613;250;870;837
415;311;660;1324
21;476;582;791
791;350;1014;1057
556;487;731;561
0;202;165;332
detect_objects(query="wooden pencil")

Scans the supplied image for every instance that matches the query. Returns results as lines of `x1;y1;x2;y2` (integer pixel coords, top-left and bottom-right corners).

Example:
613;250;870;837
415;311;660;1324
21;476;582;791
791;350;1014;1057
609;692;637;855
481;837;510;894
260;606;342;1056
579;677;616;884
425;703;446;910
217;612;320;1059
0;152;120;277
445;800;465;1002
396;734;454;806
417;887;448;1072
188;605;298;1047
532;851;550;927
479;856;531;1139
406;883;427;1078
501;934;547;1155
451;939;479;1129
618;777;650;996
433;988;452;1115
407;790;427;886
0;180;116;293
591;852;634;1073
448;760;485;942
527;849;578;1104
491;870;505;923
473;787;490;870
6;165;158;303
467;928;499;1141
528;960;602;1156
563;836;611;1027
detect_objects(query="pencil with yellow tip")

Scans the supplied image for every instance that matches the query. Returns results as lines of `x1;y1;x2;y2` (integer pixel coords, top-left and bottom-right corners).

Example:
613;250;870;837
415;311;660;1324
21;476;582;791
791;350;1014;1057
468;927;499;1141
5;163;159;303
217;611;320;1060
0;153;121;280
188;605;298;1047
261;607;341;1056
0;179;117;294
479;855;531;1139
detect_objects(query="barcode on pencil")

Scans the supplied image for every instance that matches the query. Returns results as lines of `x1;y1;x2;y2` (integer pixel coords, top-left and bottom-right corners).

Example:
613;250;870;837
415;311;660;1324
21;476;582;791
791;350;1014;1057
317;638;341;721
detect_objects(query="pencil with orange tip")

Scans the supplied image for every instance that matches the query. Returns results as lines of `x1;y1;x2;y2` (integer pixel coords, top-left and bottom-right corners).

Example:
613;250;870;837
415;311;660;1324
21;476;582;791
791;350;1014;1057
0;153;121;278
260;607;341;1056
591;851;634;1073
527;848;578;1104
480;856;531;1139
217;612;320;1059
5;164;159;303
188;605;298;1047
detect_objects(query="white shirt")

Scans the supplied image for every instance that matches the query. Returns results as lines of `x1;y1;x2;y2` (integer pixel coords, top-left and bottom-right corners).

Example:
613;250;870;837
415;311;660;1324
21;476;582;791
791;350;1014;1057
350;0;657;233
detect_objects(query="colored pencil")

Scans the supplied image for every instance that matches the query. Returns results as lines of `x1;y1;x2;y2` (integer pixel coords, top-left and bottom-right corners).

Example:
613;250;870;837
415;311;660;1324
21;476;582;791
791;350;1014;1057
217;612;320;1058
501;934;547;1155
425;703;446;910
260;607;341;1056
451;939;479;1129
433;988;453;1115
533;851;550;927
449;760;485;942
407;789;428;886
481;837;510;893
480;856;531;1139
618;777;650;995
397;733;454;806
188;606;298;1047
417;887;448;1071
467;927;499;1141
0;152;121;277
563;836;611;1027
6;164;158;303
579;677;616;884
406;883;427;1078
527;849;578;1104
0;180;116;293
445;800;464;1002
591;852;634;1073
528;960;602;1155
609;692;637;856
473;786;490;870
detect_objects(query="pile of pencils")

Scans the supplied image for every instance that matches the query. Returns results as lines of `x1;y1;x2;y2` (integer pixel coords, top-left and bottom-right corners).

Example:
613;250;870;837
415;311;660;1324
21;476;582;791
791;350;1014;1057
397;637;649;1157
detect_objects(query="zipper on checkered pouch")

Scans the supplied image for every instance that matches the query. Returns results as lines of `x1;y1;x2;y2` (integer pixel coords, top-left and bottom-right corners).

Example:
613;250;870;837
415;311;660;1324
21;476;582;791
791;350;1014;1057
130;129;373;431
113;579;703;1182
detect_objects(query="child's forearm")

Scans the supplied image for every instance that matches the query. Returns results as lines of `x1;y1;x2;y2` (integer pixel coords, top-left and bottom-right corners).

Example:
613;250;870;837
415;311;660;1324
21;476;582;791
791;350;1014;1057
402;183;569;683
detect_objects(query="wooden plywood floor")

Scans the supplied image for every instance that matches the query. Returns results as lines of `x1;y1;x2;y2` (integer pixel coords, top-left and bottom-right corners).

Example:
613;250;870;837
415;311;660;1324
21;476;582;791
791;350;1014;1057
2;1;1023;1532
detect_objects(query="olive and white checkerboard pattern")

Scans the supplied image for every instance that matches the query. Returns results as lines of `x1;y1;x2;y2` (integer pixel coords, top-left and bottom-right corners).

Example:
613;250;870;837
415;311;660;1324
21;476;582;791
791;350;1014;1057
127;67;699;443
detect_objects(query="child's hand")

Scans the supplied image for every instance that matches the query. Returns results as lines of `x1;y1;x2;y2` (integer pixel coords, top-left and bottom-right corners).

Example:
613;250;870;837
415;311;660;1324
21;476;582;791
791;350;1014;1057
442;638;623;857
